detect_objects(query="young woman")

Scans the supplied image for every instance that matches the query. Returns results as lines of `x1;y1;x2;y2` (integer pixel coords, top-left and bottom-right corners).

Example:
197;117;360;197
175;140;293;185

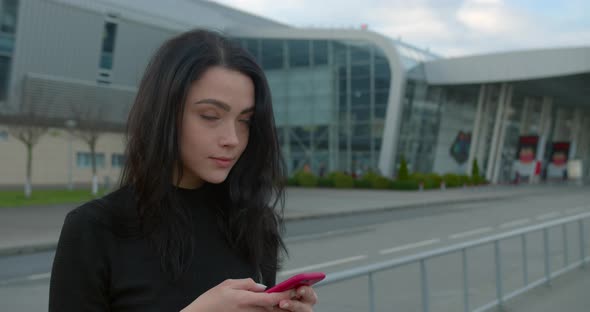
49;29;318;312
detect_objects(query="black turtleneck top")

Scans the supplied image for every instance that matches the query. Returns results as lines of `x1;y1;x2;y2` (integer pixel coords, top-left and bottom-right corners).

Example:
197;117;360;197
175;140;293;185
49;184;275;312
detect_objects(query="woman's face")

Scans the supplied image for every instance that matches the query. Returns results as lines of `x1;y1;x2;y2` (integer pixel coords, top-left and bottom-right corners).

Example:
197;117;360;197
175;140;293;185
175;66;254;188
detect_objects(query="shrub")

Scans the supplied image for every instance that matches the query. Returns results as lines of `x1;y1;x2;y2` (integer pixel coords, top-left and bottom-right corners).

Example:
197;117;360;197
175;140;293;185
361;171;393;189
287;177;298;186
330;172;354;189
398;156;410;180
372;175;393;189
294;170;318;187
458;175;471;186
443;174;462;188
472;175;488;185
471;158;480;180
391;179;420;190
318;177;333;188
410;173;438;189
425;173;443;188
354;178;372;189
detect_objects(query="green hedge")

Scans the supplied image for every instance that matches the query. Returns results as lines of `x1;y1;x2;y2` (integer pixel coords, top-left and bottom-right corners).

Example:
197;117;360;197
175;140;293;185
410;173;438;189
329;172;354;188
443;174;462;188
458;175;471;186
471;175;487;185
373;176;393;189
287;170;484;190
361;171;393;189
391;179;420;190
353;178;372;189
318;177;333;188
294;171;318;187
397;156;410;180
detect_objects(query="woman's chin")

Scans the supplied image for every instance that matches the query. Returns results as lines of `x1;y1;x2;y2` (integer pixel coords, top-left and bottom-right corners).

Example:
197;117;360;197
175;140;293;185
203;173;230;184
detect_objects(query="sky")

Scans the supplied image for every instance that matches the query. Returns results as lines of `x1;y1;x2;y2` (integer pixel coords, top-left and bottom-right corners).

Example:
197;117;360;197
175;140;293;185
212;0;590;57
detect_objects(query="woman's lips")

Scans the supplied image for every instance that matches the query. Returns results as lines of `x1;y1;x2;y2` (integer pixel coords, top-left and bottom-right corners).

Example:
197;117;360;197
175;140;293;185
210;157;233;168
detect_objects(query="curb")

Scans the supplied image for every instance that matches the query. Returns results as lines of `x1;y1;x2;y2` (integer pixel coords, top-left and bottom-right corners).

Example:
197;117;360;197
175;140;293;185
0;188;559;257
282;192;527;222
0;242;58;257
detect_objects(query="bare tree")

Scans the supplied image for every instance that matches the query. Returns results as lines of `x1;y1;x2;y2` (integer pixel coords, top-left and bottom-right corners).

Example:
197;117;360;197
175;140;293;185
70;96;108;196
7;124;48;198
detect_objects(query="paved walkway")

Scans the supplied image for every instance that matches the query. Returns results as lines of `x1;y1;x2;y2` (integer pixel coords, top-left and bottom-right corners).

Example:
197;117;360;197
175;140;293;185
497;266;590;312
0;183;585;256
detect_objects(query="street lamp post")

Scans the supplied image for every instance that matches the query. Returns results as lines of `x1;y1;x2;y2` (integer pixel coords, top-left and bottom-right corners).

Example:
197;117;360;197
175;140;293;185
65;119;77;190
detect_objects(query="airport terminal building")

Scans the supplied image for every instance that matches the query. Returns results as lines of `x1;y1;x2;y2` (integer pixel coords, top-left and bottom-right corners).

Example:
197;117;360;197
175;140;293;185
0;0;588;187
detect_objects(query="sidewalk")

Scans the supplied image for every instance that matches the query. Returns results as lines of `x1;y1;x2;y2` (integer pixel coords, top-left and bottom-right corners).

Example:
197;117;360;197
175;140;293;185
497;266;590;312
0;183;585;256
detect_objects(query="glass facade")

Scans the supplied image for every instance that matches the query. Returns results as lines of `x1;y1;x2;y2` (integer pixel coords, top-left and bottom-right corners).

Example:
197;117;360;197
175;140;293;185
396;80;443;174
238;38;391;175
0;0;17;101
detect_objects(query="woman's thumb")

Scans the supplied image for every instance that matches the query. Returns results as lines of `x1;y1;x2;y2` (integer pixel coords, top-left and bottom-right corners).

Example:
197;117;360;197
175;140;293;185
229;278;267;292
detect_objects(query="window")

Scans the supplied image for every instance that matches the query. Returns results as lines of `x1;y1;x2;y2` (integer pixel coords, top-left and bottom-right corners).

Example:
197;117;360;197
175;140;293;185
261;39;283;70
312;40;328;65
0;55;9;100
0;34;13;54
1;0;17;34
111;153;125;168
76;152;105;169
99;22;117;70
241;39;260;61
288;40;310;68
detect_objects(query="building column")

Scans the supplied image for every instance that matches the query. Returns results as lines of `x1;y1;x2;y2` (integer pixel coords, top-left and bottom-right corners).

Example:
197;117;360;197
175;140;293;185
467;84;486;175
476;85;495;172
328;41;338;172
486;83;509;181
345;44;352;173
536;97;553;163
491;84;514;183
282;40;292;174
369;46;376;168
570;108;583;159
582;115;590;180
520;97;531;135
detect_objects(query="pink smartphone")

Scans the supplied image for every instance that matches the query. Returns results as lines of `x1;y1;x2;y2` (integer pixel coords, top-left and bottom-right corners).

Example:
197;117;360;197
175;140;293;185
265;272;326;293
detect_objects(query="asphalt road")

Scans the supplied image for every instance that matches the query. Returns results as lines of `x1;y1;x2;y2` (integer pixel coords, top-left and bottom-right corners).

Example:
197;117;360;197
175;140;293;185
1;188;589;311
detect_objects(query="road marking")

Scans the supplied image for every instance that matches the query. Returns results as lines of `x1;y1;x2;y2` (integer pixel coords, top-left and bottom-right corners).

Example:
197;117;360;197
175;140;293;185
499;219;531;229
379;239;441;255
564;207;585;215
0;272;51;285
27;272;51;281
536;212;561;221
449;227;493;240
279;255;367;276
284;226;375;243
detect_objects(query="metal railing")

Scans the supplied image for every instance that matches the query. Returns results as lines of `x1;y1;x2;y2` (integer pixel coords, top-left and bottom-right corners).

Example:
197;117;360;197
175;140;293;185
316;211;590;312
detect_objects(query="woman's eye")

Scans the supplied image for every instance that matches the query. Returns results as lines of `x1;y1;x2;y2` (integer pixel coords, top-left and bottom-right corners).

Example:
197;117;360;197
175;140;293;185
240;119;252;125
200;115;219;121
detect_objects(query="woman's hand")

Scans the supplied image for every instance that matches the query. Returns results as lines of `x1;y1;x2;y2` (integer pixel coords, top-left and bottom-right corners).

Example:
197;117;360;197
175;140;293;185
181;278;296;312
275;285;318;312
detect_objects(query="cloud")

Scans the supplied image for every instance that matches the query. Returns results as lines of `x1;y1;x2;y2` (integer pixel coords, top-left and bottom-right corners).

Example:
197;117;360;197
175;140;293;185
211;0;589;57
365;5;454;40
455;0;527;34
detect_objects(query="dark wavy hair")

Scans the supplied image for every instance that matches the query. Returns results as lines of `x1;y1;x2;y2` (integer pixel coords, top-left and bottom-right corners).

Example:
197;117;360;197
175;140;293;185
120;29;286;283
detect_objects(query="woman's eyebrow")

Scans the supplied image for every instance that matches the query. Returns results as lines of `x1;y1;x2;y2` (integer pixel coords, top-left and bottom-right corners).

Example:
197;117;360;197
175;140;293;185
194;98;254;114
